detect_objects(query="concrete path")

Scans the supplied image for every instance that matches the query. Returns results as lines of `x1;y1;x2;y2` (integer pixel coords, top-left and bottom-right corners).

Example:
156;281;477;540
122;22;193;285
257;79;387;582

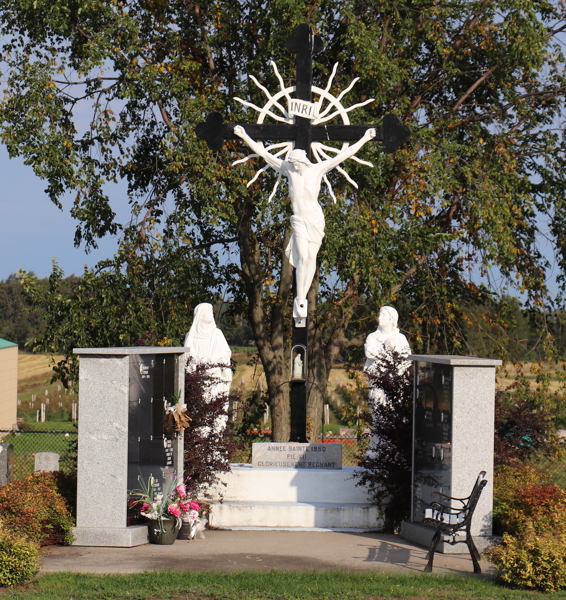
41;531;496;576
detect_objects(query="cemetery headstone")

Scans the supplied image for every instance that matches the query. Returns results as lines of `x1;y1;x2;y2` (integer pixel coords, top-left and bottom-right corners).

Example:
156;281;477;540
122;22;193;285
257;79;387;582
35;452;60;472
0;443;13;486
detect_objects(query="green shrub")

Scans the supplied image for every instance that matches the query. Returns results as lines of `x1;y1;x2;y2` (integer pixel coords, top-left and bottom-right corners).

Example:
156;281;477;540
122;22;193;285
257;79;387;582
0;472;74;546
487;526;566;592
0;528;40;587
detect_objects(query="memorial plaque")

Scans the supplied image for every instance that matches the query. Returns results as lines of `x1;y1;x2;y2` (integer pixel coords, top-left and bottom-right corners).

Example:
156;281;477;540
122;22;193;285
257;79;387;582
252;442;342;469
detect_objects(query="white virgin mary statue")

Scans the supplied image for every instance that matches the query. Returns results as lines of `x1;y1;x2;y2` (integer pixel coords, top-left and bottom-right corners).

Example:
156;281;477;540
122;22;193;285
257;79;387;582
184;303;232;399
364;306;411;455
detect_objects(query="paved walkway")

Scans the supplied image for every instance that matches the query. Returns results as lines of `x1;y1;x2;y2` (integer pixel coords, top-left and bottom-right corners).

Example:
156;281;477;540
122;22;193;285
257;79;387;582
41;531;496;576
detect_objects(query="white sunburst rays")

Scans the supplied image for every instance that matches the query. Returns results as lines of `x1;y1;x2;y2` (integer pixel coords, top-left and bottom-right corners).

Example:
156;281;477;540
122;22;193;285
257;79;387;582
231;60;375;203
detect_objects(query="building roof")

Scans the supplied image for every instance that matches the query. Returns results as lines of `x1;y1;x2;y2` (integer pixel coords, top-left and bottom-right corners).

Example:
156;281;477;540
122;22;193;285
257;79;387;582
0;338;18;349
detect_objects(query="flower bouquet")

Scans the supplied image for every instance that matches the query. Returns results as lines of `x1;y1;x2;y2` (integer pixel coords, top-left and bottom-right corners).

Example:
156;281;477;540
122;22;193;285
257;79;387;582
129;472;183;544
174;483;208;540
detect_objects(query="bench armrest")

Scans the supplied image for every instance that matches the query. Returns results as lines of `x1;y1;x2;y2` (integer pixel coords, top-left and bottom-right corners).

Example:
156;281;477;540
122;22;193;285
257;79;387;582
429;501;468;514
431;491;468;505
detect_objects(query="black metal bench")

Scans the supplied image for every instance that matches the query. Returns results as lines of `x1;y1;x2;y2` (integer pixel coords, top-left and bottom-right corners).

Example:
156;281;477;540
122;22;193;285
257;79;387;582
422;470;488;573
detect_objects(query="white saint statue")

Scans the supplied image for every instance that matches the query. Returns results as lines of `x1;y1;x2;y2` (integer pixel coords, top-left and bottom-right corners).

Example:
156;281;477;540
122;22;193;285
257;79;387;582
233;125;377;325
184;303;232;433
293;350;304;380
364;306;411;452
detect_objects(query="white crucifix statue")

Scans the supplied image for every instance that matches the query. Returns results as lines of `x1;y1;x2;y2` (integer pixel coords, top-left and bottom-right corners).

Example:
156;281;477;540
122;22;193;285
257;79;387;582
196;23;409;442
233;125;376;322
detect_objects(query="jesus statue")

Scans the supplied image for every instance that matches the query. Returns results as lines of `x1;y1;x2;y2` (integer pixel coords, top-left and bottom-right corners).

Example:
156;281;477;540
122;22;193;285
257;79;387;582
233;125;376;325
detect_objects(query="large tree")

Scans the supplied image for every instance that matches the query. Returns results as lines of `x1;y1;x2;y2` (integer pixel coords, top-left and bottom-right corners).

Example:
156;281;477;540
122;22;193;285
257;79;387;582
3;0;566;440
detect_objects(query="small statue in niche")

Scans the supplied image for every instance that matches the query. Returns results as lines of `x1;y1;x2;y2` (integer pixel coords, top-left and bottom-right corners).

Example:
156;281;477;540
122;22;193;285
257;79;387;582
364;306;411;451
292;350;304;380
184;303;232;433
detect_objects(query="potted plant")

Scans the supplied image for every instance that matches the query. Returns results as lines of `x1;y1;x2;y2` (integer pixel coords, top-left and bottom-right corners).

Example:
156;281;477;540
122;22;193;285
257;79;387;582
129;472;182;544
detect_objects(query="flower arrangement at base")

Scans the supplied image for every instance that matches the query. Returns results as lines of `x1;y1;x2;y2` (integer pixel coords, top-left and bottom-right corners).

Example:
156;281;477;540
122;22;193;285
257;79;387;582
129;472;183;543
172;481;209;540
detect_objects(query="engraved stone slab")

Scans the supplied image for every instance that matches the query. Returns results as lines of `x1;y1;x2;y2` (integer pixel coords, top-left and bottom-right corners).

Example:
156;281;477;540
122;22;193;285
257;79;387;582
252;442;342;469
35;451;60;472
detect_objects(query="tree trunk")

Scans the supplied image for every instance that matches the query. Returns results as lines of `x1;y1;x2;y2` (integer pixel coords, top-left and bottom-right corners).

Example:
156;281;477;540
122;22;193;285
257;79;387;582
306;268;327;440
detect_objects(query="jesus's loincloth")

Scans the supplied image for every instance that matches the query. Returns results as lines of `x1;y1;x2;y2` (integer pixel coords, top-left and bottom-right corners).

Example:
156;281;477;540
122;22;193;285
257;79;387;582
285;213;325;268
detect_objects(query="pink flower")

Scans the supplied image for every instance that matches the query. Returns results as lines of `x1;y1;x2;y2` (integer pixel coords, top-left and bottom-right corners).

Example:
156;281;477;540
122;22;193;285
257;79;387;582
190;500;200;511
168;505;181;518
189;509;200;522
176;484;187;498
141;503;149;512
179;502;190;512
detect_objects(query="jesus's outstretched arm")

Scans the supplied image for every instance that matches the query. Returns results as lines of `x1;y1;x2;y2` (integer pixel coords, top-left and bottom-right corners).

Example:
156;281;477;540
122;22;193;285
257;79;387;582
234;125;284;172
316;127;376;176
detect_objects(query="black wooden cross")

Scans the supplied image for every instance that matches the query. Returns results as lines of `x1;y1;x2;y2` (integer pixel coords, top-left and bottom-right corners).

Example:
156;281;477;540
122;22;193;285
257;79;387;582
196;24;410;443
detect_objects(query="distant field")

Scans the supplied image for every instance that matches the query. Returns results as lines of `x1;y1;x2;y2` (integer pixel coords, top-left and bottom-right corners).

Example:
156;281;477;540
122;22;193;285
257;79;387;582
18;353;63;388
496;361;565;393
231;351;358;397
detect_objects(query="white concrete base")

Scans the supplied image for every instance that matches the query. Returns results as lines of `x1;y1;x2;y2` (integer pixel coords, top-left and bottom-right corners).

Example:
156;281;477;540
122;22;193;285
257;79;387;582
208;465;383;531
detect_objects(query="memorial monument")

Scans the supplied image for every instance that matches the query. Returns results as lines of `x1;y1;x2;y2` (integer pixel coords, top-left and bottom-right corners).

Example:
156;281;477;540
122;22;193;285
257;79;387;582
193;23;409;530
196;23;410;443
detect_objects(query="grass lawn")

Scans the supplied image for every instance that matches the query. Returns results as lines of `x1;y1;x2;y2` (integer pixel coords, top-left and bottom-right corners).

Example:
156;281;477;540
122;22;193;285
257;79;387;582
3;570;566;600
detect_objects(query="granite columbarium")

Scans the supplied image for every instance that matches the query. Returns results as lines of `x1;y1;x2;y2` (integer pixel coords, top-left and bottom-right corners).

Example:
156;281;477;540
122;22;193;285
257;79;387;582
401;355;501;553
72;347;186;547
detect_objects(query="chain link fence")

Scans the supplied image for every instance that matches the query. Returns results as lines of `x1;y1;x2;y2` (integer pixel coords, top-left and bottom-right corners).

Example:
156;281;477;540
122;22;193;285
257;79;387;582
0;430;77;480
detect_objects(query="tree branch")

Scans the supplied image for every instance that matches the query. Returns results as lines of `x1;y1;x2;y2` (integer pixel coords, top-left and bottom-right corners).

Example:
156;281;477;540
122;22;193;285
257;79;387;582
453;67;495;112
157;99;176;133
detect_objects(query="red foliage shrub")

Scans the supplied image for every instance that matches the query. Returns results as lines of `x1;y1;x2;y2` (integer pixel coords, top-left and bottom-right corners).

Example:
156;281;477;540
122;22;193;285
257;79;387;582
0;472;74;546
354;351;413;531
183;360;242;497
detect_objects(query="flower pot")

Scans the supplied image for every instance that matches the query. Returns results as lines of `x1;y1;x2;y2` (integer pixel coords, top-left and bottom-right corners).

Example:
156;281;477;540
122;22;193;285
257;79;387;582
148;518;180;545
177;519;197;540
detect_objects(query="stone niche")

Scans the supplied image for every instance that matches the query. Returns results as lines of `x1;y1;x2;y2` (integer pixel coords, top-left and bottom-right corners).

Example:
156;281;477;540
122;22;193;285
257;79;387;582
72;347;186;547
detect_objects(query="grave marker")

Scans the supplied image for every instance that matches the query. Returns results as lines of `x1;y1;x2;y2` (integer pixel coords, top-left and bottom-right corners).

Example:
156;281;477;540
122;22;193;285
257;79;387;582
0;444;13;486
35;452;59;472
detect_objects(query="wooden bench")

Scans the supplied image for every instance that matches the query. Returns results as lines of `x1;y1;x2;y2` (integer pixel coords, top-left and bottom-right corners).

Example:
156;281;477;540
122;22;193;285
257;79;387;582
422;471;488;573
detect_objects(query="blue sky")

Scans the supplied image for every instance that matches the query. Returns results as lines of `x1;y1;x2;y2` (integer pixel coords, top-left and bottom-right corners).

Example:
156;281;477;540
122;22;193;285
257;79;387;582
0;145;125;280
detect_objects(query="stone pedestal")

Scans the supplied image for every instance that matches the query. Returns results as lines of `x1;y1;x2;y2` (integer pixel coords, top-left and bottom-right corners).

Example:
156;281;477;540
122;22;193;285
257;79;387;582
72;347;186;547
207;442;381;531
401;355;500;553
